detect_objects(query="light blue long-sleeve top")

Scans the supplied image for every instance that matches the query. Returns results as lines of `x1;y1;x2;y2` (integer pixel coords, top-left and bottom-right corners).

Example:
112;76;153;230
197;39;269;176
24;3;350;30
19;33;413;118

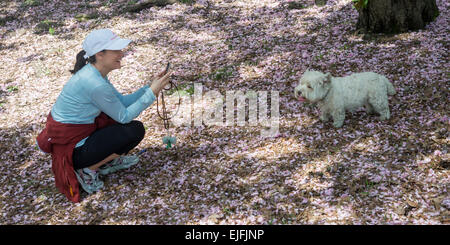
46;63;156;148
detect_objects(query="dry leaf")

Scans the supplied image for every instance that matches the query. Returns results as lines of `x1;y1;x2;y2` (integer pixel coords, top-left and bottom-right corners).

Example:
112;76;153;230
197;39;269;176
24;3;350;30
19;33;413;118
432;198;442;210
395;206;406;215
407;200;419;208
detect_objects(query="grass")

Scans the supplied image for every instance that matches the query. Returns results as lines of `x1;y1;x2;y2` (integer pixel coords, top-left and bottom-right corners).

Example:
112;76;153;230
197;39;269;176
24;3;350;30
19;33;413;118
34;20;62;35
21;0;40;7
7;85;18;93
178;0;195;4
127;0;138;6
287;2;306;10
166;83;195;96
210;67;234;81
361;178;377;195
75;13;100;22
223;207;231;215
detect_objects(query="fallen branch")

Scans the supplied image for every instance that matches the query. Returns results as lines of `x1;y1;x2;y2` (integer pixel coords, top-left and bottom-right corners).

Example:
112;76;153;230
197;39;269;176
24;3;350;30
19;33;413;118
122;0;178;13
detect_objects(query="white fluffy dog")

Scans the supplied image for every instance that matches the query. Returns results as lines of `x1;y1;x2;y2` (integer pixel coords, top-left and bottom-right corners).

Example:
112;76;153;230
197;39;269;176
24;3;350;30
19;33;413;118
294;70;396;128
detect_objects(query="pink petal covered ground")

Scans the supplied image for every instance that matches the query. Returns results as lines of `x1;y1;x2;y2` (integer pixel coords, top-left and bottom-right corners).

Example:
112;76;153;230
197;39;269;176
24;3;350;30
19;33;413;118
0;0;448;224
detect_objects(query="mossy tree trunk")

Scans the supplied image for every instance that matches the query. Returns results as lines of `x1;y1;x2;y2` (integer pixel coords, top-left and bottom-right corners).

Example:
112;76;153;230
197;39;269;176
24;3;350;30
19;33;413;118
356;0;440;34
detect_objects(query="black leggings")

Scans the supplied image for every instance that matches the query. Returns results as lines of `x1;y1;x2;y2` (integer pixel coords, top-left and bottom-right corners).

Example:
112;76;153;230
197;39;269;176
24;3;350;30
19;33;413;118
72;120;145;170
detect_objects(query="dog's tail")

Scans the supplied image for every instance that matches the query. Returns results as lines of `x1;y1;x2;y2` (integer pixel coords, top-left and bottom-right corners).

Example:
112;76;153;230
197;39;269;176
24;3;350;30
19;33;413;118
382;76;396;95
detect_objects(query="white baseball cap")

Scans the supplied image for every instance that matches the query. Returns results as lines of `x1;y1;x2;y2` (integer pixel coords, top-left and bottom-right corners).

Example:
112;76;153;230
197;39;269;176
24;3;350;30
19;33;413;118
82;29;131;59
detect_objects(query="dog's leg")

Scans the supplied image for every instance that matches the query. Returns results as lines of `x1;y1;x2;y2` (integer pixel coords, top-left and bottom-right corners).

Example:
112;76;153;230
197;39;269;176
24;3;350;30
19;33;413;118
320;110;330;122
365;103;375;115
368;94;390;120
331;109;345;128
378;108;390;120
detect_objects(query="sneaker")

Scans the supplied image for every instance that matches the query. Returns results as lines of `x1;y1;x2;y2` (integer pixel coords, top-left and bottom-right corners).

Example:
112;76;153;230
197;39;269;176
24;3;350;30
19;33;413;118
98;155;140;175
75;168;104;194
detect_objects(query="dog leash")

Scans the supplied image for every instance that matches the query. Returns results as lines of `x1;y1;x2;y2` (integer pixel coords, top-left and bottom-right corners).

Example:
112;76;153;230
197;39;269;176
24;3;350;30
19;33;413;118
157;83;180;149
138;80;181;155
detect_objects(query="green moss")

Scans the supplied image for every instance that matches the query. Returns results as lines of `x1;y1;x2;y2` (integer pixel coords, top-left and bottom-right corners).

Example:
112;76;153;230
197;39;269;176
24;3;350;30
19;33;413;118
352;0;368;10
433;9;440;19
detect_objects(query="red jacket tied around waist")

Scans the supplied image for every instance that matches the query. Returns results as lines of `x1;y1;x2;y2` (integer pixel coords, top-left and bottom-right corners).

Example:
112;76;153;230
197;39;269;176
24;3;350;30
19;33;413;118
36;112;116;203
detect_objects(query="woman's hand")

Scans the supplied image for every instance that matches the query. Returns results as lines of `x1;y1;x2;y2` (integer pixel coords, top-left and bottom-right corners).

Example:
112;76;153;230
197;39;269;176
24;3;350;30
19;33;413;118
150;71;172;97
156;66;168;78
